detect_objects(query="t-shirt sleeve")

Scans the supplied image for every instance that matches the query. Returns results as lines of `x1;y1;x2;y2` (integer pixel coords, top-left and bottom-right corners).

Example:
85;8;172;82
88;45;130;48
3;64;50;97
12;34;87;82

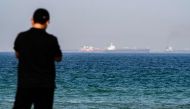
53;37;62;58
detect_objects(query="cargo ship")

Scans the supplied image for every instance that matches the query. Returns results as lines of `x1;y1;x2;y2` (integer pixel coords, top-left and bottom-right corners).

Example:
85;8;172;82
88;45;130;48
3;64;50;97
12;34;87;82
165;46;190;54
80;43;150;53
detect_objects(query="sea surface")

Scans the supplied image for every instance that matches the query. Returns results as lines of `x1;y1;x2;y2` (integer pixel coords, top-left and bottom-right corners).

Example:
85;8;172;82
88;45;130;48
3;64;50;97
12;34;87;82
0;52;190;109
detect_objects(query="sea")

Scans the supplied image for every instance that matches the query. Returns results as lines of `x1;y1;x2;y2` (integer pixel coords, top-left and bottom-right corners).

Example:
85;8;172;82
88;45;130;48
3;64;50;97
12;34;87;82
0;52;190;109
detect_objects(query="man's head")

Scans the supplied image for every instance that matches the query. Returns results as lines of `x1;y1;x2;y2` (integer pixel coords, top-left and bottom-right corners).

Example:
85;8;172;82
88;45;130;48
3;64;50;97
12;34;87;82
32;8;50;29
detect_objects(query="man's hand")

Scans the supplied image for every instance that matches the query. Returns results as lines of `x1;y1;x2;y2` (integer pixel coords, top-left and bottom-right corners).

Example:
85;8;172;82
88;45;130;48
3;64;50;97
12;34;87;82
54;56;62;62
15;51;20;59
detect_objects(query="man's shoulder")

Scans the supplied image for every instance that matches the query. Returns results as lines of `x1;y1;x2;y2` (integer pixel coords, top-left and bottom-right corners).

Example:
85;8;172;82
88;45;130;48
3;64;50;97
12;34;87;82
17;29;31;37
46;32;58;41
17;28;58;42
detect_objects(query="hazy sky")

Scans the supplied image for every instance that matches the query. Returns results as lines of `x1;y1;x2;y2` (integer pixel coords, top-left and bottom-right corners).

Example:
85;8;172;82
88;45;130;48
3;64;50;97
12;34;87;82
1;0;190;52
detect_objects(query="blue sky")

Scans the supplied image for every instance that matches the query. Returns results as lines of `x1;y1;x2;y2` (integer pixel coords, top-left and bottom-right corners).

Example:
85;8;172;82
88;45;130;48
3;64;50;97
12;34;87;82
1;0;190;52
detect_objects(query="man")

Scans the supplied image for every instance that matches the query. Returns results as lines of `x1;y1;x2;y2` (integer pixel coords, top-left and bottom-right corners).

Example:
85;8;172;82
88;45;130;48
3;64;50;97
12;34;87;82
13;8;62;109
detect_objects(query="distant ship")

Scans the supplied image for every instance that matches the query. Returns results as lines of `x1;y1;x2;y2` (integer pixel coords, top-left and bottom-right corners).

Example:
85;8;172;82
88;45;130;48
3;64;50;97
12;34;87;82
80;45;94;52
80;45;104;52
80;43;150;53
165;46;190;54
105;43;150;53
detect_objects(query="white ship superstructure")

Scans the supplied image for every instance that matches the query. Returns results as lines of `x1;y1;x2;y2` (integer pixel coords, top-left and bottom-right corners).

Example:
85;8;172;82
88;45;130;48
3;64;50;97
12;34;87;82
165;46;173;52
107;43;116;51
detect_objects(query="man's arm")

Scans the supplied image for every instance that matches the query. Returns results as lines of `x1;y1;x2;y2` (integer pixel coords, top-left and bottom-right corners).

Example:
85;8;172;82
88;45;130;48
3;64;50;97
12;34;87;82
53;37;62;62
14;34;22;59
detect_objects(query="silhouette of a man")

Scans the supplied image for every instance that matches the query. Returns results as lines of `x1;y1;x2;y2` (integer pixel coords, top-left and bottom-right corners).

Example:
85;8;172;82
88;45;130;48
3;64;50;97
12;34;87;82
13;8;62;109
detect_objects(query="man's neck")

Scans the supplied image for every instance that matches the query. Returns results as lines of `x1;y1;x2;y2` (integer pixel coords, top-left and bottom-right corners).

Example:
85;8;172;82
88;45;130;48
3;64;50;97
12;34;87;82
32;23;47;29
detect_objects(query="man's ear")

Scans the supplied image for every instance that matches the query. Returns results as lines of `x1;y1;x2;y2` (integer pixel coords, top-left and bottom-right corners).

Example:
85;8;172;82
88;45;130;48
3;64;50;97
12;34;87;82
31;19;35;25
46;20;50;25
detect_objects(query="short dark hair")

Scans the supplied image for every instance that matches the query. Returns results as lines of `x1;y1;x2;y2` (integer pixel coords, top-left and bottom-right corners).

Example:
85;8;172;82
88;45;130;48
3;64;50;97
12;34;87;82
33;8;50;24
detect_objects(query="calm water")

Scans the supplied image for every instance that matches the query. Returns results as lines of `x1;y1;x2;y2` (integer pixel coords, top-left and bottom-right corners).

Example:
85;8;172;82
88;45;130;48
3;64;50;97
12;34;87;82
0;52;190;109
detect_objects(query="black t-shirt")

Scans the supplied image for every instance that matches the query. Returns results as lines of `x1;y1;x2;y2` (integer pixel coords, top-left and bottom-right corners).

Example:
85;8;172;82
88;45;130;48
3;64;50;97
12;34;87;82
14;28;62;88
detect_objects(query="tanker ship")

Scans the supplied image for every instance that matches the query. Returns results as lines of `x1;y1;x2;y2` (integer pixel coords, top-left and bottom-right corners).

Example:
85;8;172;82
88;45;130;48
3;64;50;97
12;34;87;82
80;43;150;53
